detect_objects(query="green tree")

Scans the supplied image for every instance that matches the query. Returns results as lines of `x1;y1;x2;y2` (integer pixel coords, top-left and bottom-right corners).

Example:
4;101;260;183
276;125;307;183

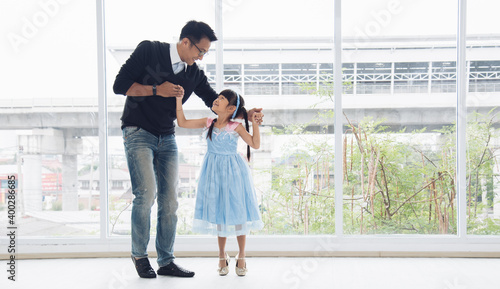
260;78;500;235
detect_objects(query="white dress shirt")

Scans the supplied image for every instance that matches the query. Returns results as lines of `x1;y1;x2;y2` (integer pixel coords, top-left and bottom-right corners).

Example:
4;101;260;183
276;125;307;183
170;43;186;74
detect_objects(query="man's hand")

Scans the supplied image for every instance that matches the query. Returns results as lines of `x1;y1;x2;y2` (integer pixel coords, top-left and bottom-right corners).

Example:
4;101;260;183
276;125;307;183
248;108;264;125
158;81;184;98
251;112;263;125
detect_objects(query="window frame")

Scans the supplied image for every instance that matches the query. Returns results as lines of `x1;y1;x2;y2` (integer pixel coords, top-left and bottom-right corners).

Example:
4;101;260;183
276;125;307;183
3;0;500;258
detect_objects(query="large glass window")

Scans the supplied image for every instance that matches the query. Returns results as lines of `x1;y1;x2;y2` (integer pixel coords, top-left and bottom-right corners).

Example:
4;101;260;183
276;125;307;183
224;0;335;235
104;0;215;237
342;0;457;234
2;0;499;256
0;1;100;237
466;1;500;235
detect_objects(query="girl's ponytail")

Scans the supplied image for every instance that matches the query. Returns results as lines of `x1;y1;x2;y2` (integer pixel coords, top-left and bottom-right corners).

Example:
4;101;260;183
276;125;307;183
241;107;251;161
207;118;217;140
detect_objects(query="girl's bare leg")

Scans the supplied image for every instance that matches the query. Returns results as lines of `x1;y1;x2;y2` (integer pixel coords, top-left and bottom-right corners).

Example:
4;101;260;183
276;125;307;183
218;236;228;268
236;235;246;268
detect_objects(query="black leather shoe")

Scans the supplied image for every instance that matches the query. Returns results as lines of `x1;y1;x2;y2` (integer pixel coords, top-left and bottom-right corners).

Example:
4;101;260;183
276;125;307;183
131;256;157;278
157;262;195;277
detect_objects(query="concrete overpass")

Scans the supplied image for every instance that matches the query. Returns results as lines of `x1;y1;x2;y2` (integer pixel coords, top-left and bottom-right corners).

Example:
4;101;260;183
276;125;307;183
2;92;499;136
3;90;499;214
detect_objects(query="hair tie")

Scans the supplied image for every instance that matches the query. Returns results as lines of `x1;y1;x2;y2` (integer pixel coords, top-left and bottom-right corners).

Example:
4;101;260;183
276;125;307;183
231;93;240;119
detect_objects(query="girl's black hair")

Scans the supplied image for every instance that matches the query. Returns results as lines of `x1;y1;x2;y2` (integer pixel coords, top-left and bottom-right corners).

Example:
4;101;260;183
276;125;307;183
207;89;251;160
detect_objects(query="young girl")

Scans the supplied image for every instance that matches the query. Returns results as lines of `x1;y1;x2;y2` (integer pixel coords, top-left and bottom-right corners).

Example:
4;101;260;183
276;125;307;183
176;89;264;276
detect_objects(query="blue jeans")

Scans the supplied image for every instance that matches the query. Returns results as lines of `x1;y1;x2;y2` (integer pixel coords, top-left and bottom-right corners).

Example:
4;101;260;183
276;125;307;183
123;127;178;267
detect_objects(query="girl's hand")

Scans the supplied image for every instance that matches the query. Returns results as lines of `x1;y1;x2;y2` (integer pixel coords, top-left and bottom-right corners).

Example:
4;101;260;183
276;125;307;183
159;81;184;98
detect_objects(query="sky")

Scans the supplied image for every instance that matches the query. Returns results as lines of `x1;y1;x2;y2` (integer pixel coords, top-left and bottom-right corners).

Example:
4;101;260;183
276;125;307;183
0;0;499;102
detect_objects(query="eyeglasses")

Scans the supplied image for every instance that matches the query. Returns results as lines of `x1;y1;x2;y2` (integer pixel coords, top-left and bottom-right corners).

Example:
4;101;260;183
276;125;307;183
188;38;208;57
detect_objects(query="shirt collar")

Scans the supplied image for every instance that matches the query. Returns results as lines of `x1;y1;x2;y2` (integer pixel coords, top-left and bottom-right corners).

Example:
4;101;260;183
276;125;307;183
170;43;185;67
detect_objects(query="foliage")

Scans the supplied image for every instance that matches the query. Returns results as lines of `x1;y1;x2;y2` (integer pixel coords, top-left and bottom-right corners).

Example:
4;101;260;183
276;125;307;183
259;79;500;235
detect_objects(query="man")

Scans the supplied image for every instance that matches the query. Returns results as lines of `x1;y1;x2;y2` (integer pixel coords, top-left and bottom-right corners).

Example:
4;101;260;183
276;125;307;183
113;20;261;279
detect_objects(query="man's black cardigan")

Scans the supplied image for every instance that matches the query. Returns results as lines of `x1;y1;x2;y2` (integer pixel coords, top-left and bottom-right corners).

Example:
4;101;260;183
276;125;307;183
113;40;217;136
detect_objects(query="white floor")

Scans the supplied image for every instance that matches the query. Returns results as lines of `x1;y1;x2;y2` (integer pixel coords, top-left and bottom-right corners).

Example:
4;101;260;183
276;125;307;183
2;257;499;289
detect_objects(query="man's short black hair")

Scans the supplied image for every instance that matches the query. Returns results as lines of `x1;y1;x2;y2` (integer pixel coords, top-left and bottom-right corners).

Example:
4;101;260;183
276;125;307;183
179;20;218;43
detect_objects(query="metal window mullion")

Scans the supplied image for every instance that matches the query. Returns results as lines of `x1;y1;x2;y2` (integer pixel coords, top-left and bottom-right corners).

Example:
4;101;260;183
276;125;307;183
334;0;343;237
215;0;223;92
96;0;109;240
457;0;467;239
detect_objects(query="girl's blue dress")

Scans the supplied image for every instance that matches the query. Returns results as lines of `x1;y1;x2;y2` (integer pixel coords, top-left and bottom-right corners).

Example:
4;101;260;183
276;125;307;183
192;118;264;237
